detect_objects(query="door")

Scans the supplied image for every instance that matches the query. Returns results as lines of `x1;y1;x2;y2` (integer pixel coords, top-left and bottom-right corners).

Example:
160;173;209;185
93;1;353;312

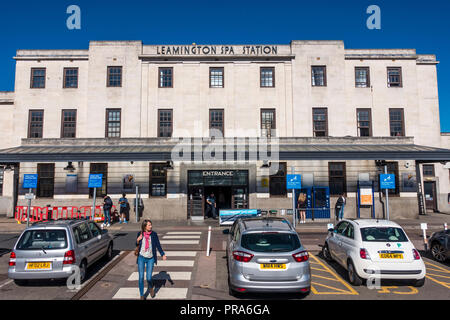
88;222;105;262
188;186;204;219
424;182;437;212
232;187;248;209
330;221;348;266
75;223;96;264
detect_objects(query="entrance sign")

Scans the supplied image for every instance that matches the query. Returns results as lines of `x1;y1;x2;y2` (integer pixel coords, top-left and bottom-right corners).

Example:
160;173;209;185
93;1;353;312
219;209;260;226
380;174;396;190
286;175;302;190
23;174;38;189
88;174;103;188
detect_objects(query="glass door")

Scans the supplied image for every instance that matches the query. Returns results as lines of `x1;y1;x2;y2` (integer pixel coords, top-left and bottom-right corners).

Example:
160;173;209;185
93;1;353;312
232;187;248;209
188;186;204;219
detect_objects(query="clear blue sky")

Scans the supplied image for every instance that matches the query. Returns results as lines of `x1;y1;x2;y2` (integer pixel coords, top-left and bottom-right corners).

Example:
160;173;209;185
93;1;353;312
1;0;449;131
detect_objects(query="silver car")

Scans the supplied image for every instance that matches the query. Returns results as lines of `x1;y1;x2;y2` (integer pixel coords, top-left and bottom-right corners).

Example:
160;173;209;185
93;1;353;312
8;219;113;285
225;217;311;296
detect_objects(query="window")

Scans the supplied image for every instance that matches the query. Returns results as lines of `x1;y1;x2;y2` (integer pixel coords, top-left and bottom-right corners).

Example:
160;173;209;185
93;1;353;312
387;67;402;87
16;229;67;250
210;67;224;88
63;68;78;88
270;162;287;197
89;163;108;198
389;108;405;137
260;67;275;87
209;109;224;137
336;221;349;235
357;109;372;137
61;110;77;138
106;109;121;138
159;67;173;88
312;66;327;86
107;66;122;87
31;68;46;89
37;164;55;198
88;222;101;237
423;165;435;177
361;227;408;242
261;109;276;137
0;167;3;196
241;233;301;253
329;162;346;196
28;110;44;138
379;162;400;195
344;224;355;239
76;223;92;243
355;67;370;88
150;163;167;197
158;109;173;138
313;108;328;137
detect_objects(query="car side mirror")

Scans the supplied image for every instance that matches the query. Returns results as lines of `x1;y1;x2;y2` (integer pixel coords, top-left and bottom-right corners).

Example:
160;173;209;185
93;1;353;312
328;228;334;233
223;229;230;235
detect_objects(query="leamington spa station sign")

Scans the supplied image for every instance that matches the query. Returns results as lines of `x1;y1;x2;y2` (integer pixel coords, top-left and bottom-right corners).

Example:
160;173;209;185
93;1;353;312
156;45;278;56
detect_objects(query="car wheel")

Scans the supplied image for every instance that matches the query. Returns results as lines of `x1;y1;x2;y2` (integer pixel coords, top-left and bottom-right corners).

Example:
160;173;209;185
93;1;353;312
79;260;88;283
347;260;363;286
104;243;113;261
322;243;333;262
413;278;425;287
431;242;446;262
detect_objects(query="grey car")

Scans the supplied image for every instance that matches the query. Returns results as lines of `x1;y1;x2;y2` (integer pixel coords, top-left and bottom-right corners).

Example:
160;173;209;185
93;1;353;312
224;217;311;296
429;229;450;262
8;219;114;285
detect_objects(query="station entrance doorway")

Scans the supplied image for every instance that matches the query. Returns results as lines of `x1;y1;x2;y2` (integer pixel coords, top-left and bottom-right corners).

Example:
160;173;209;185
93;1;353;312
187;170;249;220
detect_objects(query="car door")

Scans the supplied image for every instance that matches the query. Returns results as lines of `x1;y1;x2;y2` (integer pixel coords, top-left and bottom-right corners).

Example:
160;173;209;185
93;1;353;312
333;222;349;266
340;223;356;266
328;221;347;263
87;222;105;262
76;222;96;265
228;225;242;275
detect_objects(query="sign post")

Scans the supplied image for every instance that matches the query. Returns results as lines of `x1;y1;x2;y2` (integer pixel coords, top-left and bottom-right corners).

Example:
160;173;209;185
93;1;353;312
287;171;302;229
380;172;396;220
23;174;38;227
88;174;103;221
421;223;428;251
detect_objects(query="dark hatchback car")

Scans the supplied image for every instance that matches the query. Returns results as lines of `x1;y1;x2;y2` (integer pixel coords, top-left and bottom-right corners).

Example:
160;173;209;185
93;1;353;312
429;229;450;262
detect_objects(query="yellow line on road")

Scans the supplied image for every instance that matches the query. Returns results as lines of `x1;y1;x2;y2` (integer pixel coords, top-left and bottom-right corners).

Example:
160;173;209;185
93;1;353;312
311;267;328;272
426;275;450;289
312;274;341;282
426;273;450;280
309;254;359;295
426;267;448;273
425;262;450;273
311;282;354;294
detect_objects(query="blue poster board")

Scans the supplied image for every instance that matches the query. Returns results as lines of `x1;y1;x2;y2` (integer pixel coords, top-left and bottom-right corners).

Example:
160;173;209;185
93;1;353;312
380;174;396;190
23;174;38;189
88;174;103;188
287;175;302;190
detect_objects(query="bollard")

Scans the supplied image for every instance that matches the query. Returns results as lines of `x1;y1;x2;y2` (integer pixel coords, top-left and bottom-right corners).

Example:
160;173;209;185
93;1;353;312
421;223;428;252
445;223;448;231
206;226;212;257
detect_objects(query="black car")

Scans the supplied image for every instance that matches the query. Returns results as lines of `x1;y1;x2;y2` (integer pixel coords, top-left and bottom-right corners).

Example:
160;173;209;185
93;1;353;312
429;229;450;262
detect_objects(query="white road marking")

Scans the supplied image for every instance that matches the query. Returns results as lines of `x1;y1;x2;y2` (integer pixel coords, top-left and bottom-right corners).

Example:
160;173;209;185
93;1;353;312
128;271;192;281
156;260;195;267
0;279;13;289
113;287;188;300
157;251;197;257
162;236;201;239
160;240;199;245
165;232;202;235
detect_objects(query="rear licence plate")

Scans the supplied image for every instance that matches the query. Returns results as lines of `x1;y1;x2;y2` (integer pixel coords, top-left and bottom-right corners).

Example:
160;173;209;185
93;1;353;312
379;253;403;259
260;264;286;270
26;262;52;270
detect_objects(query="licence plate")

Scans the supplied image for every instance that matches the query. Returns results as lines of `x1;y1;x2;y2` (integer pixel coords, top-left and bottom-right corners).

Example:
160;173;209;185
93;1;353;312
26;262;52;270
379;253;403;259
260;264;286;270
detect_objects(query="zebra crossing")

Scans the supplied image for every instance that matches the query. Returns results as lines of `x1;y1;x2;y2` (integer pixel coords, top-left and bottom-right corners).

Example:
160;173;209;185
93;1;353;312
112;231;203;300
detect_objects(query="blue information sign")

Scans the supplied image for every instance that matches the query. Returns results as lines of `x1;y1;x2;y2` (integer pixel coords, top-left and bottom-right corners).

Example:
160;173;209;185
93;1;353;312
88;174;103;188
380;174;396;190
286;174;302;190
23;174;38;189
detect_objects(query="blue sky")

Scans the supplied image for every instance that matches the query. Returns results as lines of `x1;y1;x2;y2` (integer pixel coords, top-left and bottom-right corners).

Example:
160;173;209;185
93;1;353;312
1;0;449;131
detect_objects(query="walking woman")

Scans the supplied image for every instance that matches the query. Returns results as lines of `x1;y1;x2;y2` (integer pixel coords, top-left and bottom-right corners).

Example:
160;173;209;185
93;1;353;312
136;220;167;300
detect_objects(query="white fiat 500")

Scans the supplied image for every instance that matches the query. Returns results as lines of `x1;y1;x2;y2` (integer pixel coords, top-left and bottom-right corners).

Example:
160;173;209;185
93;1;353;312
322;219;426;287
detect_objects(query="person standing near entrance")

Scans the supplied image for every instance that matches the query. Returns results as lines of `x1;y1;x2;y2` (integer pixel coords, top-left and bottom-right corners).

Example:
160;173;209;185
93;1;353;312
119;193;129;224
206;193;217;219
136;220;167;300
335;193;346;221
297;193;307;224
102;195;113;228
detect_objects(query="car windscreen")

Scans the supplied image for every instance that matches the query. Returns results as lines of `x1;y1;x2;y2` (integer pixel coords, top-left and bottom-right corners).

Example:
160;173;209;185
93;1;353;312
360;227;408;242
241;232;301;253
16;229;68;250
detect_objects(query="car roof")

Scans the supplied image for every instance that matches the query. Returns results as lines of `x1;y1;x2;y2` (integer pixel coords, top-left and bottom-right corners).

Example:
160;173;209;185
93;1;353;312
344;219;402;228
239;217;294;232
29;219;90;229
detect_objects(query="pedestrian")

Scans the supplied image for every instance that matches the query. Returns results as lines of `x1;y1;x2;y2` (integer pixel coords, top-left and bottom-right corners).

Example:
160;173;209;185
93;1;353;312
136;220;167;300
335;193;346;221
102;195;113;228
119;193;129;224
205;193;217;219
297;193;307;224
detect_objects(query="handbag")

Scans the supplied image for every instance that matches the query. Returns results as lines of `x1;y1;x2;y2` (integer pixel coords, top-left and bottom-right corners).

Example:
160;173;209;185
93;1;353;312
135;233;141;257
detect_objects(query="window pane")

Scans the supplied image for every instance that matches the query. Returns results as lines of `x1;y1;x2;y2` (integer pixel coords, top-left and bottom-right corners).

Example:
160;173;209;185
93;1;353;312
108;67;122;87
260;68;274;87
106;110;121;138
64;68;78;88
159;68;173;87
355;68;369;87
312;67;326;86
31;69;46;88
29;111;44;138
37;164;55;198
210;68;224;88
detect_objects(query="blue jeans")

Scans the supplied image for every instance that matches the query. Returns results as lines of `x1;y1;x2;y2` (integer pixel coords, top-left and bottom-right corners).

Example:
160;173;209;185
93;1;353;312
338;204;345;220
137;255;155;297
104;208;111;225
